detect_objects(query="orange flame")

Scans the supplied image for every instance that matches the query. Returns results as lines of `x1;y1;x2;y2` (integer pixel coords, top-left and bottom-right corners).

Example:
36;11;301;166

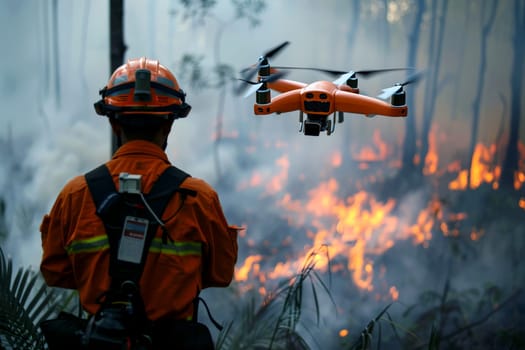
448;142;525;190
352;129;391;170
235;255;262;282
266;155;290;194
423;124;439;175
270;180;438;291
389;285;399;301
233;130;524;297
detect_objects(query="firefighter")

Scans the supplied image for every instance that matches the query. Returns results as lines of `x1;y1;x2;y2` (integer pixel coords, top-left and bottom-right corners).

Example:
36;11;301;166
39;57;239;349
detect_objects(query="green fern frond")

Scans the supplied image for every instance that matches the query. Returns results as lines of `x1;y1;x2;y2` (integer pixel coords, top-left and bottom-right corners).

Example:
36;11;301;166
0;245;75;350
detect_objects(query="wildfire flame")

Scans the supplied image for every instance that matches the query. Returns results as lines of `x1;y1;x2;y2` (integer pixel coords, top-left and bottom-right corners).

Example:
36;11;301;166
234;128;525;299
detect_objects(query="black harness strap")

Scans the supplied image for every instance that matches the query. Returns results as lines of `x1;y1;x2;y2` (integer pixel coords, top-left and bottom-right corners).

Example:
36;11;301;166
84;164;119;218
85;164;191;288
147;166;194;209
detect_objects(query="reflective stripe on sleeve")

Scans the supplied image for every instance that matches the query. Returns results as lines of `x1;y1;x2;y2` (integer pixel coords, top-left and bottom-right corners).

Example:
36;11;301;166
149;238;202;256
66;235;110;255
66;236;201;256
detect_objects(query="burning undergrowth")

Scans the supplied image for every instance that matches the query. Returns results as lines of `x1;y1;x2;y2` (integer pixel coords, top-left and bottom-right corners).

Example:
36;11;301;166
208;128;525;348
2;116;523;348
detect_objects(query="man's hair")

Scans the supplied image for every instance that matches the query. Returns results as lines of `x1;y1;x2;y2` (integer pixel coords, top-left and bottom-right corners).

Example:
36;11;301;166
113;114;173;141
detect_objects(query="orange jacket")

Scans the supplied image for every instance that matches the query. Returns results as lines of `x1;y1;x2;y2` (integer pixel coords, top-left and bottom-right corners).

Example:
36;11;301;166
40;140;239;321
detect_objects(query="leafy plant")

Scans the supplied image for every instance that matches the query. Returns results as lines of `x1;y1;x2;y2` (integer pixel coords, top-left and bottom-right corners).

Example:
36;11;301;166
0;245;75;350
345;303;393;350
400;281;523;350
216;247;335;350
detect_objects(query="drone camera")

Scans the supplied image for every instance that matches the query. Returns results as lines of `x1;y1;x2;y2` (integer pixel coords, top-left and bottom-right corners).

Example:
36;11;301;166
304;121;321;136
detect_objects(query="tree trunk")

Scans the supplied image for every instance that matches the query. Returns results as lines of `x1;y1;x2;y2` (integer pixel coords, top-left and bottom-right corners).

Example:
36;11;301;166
342;0;361;165
401;0;425;173
110;0;127;154
346;0;361;52
500;0;524;189
467;0;498;187
381;0;390;59
419;0;449;174
450;2;472;121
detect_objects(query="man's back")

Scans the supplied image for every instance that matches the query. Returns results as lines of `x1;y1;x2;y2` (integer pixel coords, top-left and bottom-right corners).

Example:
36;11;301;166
40;140;238;321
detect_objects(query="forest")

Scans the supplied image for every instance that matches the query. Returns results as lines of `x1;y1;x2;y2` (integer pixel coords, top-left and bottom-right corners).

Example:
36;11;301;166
0;0;524;349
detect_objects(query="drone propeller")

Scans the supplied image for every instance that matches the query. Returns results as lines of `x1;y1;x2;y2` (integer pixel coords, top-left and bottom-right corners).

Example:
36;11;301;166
239;41;290;82
272;66;414;83
333;71;357;86
377;70;425;100
234;41;290;96
240;71;288;98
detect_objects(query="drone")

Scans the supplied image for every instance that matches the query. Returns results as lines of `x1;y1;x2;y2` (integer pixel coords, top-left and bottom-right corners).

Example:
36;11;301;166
236;41;423;136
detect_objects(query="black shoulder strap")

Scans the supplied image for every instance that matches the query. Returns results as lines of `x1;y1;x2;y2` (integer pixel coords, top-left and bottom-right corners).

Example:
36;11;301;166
85;164;192;213
84;164;192;288
145;165;192;211
85;164;118;218
146;166;195;245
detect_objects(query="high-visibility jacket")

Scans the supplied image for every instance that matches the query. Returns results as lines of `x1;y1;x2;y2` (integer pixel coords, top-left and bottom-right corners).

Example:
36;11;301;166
40;140;239;321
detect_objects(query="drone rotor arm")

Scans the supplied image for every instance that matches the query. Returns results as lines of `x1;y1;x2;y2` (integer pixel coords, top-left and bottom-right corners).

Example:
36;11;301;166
253;90;302;115
334;91;407;117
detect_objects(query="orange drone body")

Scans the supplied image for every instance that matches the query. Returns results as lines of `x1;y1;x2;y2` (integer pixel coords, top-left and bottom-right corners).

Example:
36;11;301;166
240;41;417;136
255;80;407;118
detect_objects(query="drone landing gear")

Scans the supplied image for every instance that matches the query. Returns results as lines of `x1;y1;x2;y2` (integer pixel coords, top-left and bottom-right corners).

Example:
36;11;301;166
326;120;332;136
323;114;338;136
299;111;304;133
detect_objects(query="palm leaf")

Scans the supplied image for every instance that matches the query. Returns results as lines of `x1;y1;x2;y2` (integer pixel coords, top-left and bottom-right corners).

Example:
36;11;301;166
0;245;75;349
427;324;440;350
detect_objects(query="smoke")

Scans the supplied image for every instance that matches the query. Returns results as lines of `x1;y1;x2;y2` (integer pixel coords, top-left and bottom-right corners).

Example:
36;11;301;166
1;0;523;345
2;111;109;265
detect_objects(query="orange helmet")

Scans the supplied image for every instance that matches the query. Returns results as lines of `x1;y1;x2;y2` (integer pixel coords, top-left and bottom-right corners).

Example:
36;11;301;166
94;57;191;120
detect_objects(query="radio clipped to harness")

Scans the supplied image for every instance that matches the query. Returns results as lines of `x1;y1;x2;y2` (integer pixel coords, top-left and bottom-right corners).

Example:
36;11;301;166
119;173;142;194
117;173;150;264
